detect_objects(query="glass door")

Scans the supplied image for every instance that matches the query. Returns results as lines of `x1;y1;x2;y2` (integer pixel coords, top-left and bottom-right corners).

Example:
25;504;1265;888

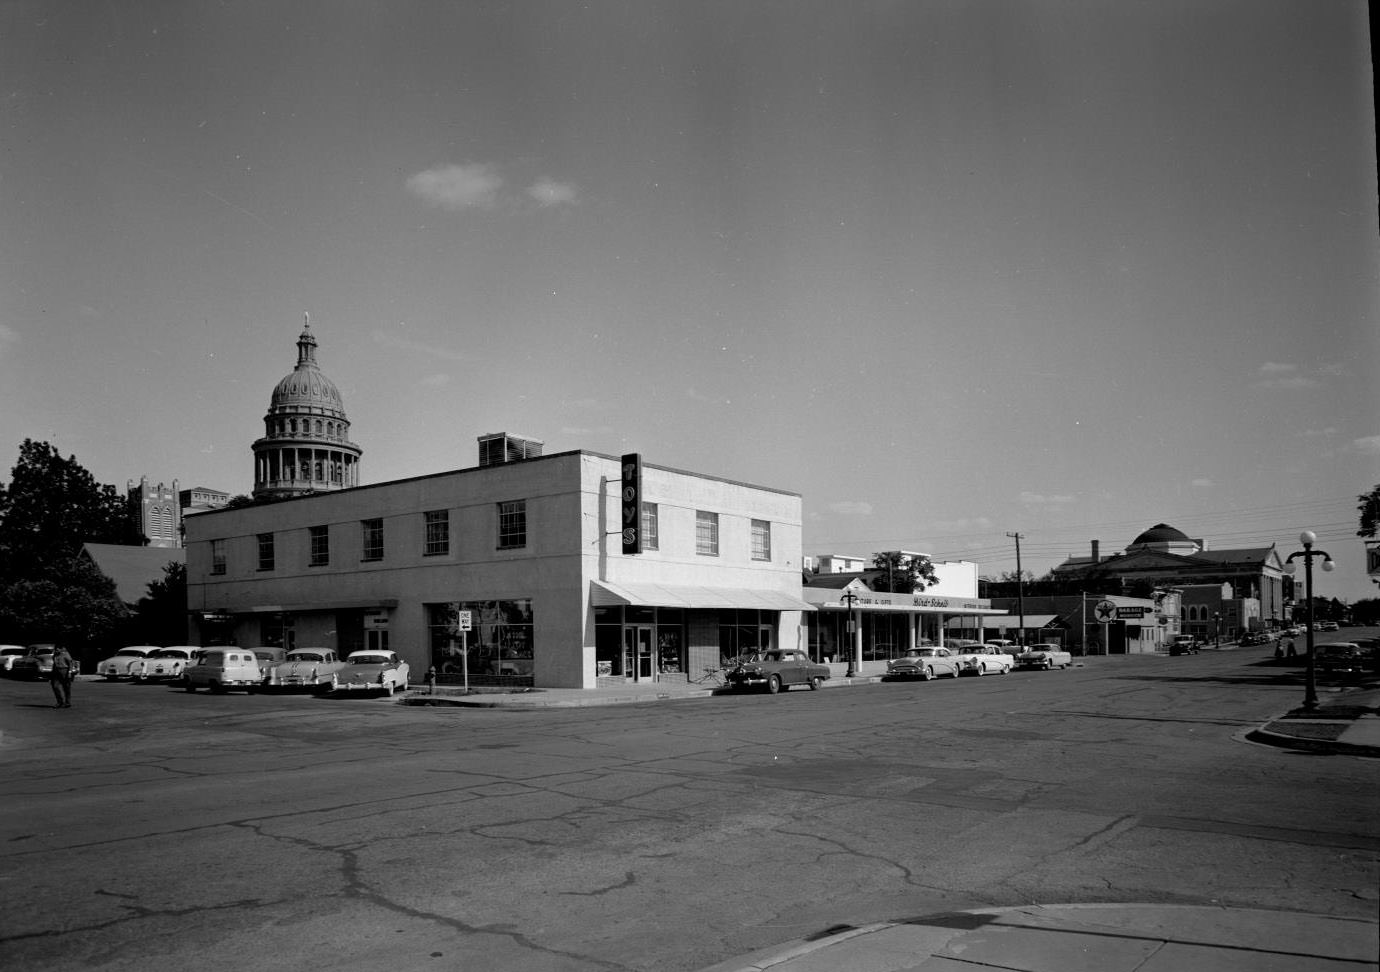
624;625;655;681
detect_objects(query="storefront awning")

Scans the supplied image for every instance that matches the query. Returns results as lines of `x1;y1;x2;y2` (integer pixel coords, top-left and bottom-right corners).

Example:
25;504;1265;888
946;614;1058;630
592;581;815;611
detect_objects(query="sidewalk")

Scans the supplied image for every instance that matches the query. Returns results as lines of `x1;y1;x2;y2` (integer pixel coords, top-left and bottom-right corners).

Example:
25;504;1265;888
691;903;1379;972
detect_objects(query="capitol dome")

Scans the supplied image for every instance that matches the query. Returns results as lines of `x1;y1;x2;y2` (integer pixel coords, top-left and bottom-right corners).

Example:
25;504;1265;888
251;318;362;499
1127;523;1200;555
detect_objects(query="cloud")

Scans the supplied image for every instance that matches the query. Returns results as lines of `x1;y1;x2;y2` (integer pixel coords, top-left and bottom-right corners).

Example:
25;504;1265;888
829;500;874;517
406;164;504;210
1018;491;1075;507
1254;362;1318;389
371;330;468;362
1191;478;1215;488
528;178;579;206
419;373;450;387
0;323;19;356
1352;435;1380;456
926;517;995;534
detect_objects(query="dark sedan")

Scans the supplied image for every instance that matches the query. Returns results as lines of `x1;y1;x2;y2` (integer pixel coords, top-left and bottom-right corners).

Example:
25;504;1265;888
726;649;829;694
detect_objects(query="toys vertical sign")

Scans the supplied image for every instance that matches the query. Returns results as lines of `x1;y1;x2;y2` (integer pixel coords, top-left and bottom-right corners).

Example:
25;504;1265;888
621;453;642;554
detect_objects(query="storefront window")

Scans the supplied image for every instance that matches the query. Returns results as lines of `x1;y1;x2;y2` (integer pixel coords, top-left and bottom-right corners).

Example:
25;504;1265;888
426;600;534;680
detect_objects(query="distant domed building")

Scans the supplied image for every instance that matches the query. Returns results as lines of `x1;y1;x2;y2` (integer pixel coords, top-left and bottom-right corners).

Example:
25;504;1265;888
251;318;362;499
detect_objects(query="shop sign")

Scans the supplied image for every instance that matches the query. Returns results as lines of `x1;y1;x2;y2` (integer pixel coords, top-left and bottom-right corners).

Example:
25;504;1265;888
1117;606;1149;618
621;453;642;555
364;610;389;630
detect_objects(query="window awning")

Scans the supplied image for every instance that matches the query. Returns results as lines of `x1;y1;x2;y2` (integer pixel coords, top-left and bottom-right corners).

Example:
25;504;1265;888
946;614;1058;630
592;581;815;611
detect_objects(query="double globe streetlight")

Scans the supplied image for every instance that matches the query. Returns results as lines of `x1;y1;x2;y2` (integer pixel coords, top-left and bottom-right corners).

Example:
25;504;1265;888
1282;530;1335;711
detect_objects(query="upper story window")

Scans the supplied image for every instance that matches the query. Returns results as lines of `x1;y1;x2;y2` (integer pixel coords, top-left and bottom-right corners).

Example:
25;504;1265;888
424;510;450;556
696;511;719;557
498;500;526;549
361;519;384;562
210;539;226;575
309;525;329;566
640;502;659;551
257;533;275;571
751;519;772;561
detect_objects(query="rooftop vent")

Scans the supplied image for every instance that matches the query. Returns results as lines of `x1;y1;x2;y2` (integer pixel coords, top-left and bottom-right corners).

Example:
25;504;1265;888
478;432;544;468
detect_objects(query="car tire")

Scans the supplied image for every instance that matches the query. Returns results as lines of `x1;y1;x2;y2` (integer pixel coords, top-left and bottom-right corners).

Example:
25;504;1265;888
185;682;195;693
766;674;781;694
384;681;395;697
921;666;934;681
808;676;823;690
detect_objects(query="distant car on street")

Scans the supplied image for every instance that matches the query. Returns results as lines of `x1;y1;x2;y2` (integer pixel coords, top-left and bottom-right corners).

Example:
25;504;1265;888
726;649;829;693
951;644;1015;676
1016;643;1073;670
1317;643;1367;678
1169;635;1199;656
884;646;960;681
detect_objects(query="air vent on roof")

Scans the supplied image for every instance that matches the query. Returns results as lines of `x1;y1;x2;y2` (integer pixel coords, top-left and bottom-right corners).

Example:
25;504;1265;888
478;432;544;467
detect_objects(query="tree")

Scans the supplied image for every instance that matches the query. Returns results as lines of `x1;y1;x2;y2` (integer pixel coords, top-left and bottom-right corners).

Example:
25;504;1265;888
0;439;142;581
869;551;938;593
0;556;126;664
1358;484;1380;538
134;561;188;645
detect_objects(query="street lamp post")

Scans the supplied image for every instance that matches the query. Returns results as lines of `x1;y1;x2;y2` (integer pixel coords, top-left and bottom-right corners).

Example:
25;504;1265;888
1213;611;1222;647
841;590;860;678
1282;531;1335;712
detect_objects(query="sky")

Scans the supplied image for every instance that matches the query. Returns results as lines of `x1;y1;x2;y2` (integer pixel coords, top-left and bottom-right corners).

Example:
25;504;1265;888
2;1;1378;602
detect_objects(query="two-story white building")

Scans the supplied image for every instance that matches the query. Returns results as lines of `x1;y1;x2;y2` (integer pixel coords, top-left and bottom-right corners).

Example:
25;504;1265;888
184;435;811;689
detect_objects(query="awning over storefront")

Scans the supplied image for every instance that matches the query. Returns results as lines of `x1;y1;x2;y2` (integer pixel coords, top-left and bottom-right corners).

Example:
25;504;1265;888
592;581;815;612
947;614;1057;631
801;587;1002;616
238;599;400;614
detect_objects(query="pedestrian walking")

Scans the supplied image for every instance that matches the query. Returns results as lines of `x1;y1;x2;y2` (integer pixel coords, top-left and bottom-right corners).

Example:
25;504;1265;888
49;644;75;708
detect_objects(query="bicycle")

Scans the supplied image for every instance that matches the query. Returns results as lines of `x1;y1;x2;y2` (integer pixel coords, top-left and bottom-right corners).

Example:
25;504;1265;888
691;666;729;687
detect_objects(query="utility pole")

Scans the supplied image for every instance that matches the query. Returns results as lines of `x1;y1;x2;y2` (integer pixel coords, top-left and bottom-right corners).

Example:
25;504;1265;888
1006;532;1026;645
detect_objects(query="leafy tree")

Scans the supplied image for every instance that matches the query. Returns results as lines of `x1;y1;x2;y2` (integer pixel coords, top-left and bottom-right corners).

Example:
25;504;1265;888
0;556;127;666
1359;484;1380;538
869;551;938;593
134;561;187;645
0;439;142;581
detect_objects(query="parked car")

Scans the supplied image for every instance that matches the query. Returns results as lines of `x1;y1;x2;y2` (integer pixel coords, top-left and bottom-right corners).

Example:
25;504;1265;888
1317;643;1367;678
951;644;1016;676
1169;635;1199;656
1016;643;1073;670
10;644;59;680
97;645;159;681
262;647;345;692
0;644;29;674
184;648;263;693
884;646;960;681
143;646;198;682
1319;621;1340;632
332;650;411;695
726;649;830;693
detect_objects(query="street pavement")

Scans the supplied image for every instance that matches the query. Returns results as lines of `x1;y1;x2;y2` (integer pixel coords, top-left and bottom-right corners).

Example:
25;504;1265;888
409;664;1380;972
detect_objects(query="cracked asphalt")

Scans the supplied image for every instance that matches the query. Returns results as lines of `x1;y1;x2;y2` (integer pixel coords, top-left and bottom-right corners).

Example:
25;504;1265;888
1;650;1376;971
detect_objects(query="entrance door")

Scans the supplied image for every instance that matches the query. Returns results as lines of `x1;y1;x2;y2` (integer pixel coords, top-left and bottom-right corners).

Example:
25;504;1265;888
366;629;389;652
624;626;655;681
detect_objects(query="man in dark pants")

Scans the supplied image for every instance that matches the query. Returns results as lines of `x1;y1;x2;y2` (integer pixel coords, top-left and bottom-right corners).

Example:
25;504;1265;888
49;644;75;708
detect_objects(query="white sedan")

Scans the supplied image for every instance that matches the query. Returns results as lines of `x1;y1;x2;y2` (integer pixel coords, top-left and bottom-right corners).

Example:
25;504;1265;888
1016;643;1073;670
333;650;411;696
953;644;1016;676
0;645;28;674
143;646;199;682
884;646;961;681
97;646;159;680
